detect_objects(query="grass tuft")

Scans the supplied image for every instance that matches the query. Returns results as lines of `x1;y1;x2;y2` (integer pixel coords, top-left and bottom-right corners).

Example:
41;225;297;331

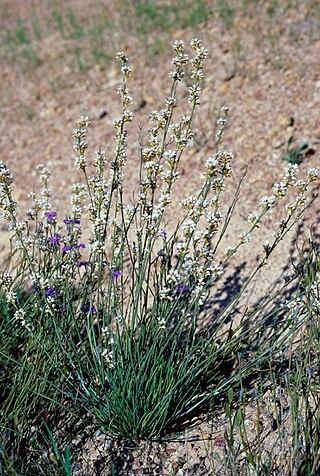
0;36;319;474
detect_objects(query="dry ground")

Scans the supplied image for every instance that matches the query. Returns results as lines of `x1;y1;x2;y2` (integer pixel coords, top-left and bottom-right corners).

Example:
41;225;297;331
0;0;319;474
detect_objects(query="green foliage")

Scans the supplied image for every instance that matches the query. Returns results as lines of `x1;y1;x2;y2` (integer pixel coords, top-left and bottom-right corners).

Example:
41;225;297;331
44;423;72;476
216;0;235;29
31;14;42;41
0;34;319;472
13;19;30;45
1;0;319;76
88;19;111;65
52;10;65;38
208;232;320;474
128;0;210;33
282;136;309;165
0;1;213;72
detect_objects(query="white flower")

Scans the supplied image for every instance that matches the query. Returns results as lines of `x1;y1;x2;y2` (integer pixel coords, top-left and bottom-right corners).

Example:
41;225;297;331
239;232;251;244
74;155;87;170
247;212;259;225
173;40;185;53
182;219;196;238
224;246;236;257
158;318;166;330
6;290;17;304
14;308;25;320
307;168;319;182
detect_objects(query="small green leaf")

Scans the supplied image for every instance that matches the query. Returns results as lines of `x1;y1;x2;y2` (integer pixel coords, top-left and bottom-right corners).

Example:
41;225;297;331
228;387;234;403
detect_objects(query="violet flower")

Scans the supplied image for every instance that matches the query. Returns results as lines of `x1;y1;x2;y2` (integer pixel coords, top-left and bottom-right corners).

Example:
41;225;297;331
64;218;81;225
45;287;56;296
46;211;57;221
49;234;60;245
62;245;73;253
81;303;97;314
78;260;90;268
159;228;167;239
112;270;122;279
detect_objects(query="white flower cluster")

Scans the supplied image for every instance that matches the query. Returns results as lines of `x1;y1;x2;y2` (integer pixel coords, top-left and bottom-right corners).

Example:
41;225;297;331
0;272;13;293
111;51;134;195
0;38;319;342
14;308;32;332
224;164;320;264
71;182;86;219
73;115;90;170
134;39;209;245
0;161;17;221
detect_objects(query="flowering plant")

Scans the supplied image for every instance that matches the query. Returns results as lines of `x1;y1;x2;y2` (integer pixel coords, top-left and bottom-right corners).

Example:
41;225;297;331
0;39;319;442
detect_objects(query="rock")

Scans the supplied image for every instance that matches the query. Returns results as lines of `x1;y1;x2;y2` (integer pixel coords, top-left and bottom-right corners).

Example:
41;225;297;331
253;89;264;100
217;83;230;94
276;113;294;129
216;56;236;81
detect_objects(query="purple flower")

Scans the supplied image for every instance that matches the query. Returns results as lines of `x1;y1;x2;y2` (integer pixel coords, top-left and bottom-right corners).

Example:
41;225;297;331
64;218;81;225
78;260;90;268
49;234;61;245
159;229;167;239
45;287;56;296
112;270;122;279
171;283;189;297
307;367;314;378
62;245;73;253
178;284;189;294
46;211;57;221
81;303;96;314
62;243;85;253
58;306;66;315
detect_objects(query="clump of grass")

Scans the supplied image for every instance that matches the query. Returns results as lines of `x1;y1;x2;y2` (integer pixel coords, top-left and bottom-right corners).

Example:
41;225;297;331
282;136;309;165
124;0;210;36
5;18;30;46
216;0;235;29
0;38;319;472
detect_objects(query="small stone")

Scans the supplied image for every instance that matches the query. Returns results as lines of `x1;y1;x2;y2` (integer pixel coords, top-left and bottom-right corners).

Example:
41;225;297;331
218;83;229;95
253;89;264;100
276;113;294;129
216;56;235;81
100;438;113;451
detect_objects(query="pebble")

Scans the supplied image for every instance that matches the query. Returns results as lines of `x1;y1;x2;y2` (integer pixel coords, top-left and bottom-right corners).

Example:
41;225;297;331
276;113;294;129
216;56;236;81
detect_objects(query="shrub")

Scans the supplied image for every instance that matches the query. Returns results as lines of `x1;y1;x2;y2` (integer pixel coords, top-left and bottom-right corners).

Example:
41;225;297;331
0;39;319;462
